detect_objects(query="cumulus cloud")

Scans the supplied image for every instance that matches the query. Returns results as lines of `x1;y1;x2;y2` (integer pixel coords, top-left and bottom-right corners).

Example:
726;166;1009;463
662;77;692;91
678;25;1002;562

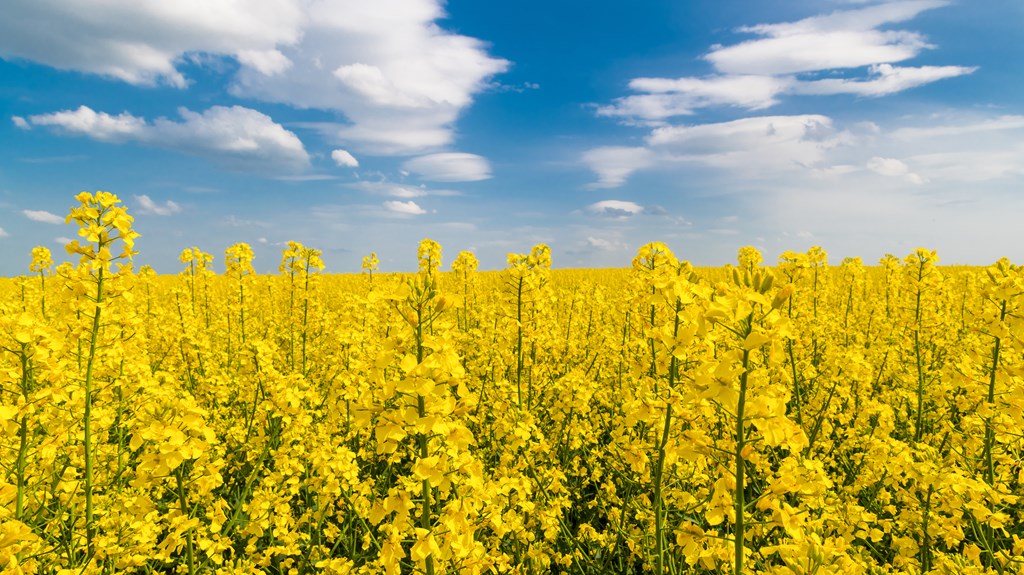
231;1;509;155
331;149;359;168
867;156;925;184
0;0;305;87
22;209;65;224
24;105;310;172
383;200;426;215
0;0;507;155
12;116;29;129
581;147;656;189
135;195;182;216
402;153;492;182
236;49;293;76
27;106;146;142
596;1;971;122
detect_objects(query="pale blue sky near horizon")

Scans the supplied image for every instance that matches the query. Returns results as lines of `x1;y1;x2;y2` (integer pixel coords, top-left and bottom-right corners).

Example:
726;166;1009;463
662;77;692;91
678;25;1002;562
2;0;1022;275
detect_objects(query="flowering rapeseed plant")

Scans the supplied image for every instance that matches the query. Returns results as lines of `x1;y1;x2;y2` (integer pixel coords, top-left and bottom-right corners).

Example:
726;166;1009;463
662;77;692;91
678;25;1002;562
1;195;1023;575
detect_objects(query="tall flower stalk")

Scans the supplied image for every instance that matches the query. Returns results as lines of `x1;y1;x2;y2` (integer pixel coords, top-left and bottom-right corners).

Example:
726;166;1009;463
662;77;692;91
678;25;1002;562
64;191;138;562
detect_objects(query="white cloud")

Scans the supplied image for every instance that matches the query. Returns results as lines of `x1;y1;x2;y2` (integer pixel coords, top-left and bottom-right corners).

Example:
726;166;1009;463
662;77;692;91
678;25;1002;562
331;149;359;168
236;49;293;76
231;0;509;155
647;115;847;173
584;200;646;219
274;174;339;182
12;116;29;129
22;209;65;224
0;227;8;238
0;0;507;156
796;63;976;96
581;147;656;189
334;63;426;108
586;236;627;251
347;180;459;198
584;113;879;188
28;106;146;142
0;0;305;87
54;236;74;245
908;150;1024;183
882;114;1024;183
25;105;309;172
135;195;182;216
866;156;910;176
383;200;426;215
582;110;1024;192
707;1;947;75
890;115;1024;140
596;1;970;123
866;156;925;183
598;75;791;120
402;152;492;182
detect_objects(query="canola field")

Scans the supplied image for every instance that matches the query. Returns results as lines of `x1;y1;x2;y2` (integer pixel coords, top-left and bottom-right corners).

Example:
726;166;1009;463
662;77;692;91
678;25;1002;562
1;192;1022;575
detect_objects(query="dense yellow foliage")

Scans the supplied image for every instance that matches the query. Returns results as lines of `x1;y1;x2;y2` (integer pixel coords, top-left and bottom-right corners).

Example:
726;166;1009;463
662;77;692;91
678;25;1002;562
1;193;1023;575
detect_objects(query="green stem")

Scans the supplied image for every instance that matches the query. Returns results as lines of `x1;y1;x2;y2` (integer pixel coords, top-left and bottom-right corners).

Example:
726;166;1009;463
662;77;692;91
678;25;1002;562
83;262;105;561
734;342;752;575
787;339;804;427
16;344;32;522
981;299;1007;567
654;299;681;574
516;275;524;409
176;468;196;575
302;265;310;376
415;305;435;575
920;484;933;572
913;265;926;443
39;271;47;319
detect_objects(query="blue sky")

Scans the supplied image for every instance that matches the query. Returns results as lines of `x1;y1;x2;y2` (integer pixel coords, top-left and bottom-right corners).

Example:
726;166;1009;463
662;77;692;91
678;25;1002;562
2;0;1022;275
